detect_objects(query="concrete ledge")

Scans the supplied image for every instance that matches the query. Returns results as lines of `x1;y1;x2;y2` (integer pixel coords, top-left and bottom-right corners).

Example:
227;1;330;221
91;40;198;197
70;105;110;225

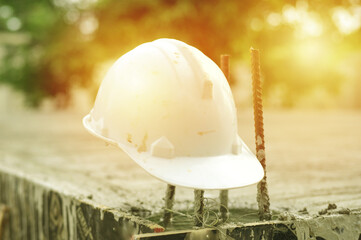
1;163;361;240
1;111;361;239
0;169;164;240
134;214;361;240
134;224;294;240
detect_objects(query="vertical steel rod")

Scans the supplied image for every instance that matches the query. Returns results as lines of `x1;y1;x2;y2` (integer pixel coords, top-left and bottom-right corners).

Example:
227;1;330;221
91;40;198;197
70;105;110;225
194;189;204;227
219;54;230;223
163;184;176;228
219;190;228;222
250;48;271;221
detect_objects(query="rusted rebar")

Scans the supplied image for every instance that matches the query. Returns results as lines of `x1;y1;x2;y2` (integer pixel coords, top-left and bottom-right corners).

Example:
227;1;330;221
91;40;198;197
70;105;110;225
221;54;230;83
163;184;176;228
250;48;271;221
194;189;204;227
219;54;230;223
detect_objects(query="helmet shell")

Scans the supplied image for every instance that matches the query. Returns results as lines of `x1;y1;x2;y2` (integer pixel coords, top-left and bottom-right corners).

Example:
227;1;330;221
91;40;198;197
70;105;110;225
83;39;264;189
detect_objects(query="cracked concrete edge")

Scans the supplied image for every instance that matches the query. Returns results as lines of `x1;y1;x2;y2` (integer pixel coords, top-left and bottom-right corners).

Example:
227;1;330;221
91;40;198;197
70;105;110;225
0;169;164;240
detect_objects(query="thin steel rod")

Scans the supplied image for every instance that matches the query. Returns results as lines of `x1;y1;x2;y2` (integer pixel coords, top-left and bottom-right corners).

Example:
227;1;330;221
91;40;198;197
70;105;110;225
194;189;204;227
163;184;176;228
250;47;271;221
219;54;230;223
219;190;229;222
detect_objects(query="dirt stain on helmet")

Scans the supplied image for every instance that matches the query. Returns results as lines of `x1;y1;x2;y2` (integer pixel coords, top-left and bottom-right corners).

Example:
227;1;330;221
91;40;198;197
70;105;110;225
137;133;148;152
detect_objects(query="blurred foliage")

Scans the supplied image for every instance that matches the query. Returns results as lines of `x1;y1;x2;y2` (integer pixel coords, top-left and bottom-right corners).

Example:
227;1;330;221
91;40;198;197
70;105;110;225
0;0;360;108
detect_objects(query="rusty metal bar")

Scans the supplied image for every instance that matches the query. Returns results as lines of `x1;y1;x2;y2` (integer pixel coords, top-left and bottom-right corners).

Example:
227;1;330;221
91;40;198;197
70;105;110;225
250;48;271;221
219;54;230;223
194;190;204;227
163;184;176;228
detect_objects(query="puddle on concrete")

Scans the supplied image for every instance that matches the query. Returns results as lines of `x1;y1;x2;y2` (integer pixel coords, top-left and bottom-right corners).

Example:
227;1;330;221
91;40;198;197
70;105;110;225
147;208;272;231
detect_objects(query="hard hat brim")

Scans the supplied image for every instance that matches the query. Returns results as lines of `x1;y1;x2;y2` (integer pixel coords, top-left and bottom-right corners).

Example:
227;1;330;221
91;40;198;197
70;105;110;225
83;114;264;190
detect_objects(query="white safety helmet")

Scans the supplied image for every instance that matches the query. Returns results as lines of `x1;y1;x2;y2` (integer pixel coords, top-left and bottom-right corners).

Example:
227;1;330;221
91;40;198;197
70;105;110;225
83;38;264;190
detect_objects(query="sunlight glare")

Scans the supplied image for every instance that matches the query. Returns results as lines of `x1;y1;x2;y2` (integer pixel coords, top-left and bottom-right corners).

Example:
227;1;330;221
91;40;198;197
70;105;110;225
250;18;263;31
300;13;323;37
283;5;300;23
332;7;361;34
267;13;282;27
79;14;98;35
294;40;326;64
